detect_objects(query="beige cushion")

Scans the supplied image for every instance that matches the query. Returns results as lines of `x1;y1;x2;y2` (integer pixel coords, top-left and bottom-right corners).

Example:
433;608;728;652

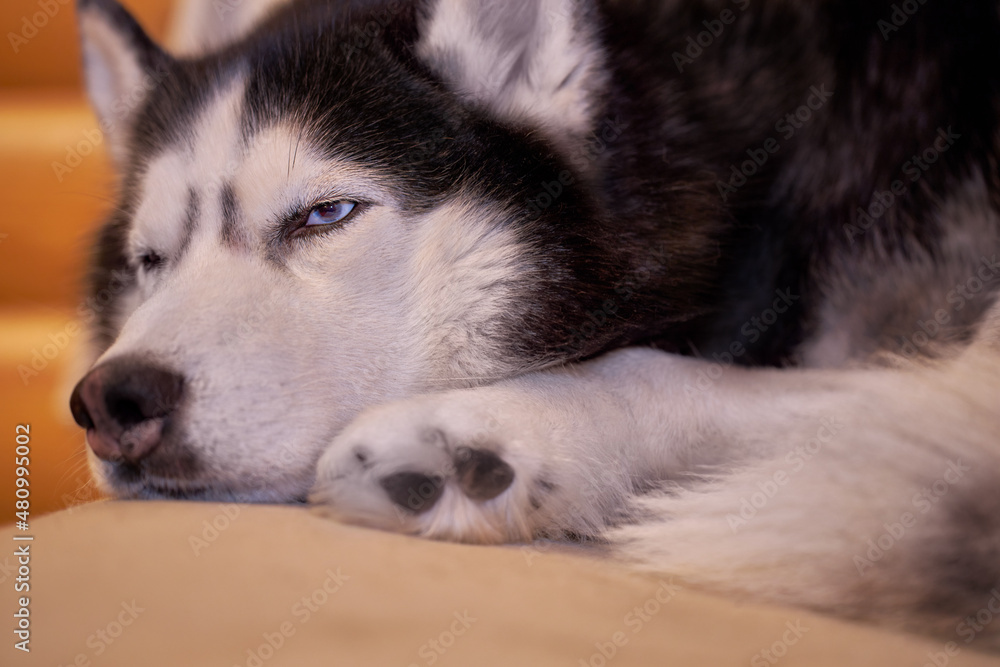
4;501;997;666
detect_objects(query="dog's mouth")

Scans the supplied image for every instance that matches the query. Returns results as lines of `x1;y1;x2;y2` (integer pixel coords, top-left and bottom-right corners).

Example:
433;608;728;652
104;461;216;500
133;481;218;501
102;460;310;504
81;416;326;505
116;478;307;504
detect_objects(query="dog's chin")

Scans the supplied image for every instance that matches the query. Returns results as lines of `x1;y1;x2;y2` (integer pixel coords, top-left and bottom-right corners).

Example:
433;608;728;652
99;465;310;504
87;442;314;504
116;482;309;504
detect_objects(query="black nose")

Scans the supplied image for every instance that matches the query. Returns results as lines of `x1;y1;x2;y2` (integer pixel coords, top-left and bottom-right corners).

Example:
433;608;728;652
70;357;185;463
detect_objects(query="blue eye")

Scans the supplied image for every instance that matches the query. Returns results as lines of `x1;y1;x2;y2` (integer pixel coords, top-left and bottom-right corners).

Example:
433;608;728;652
305;201;356;227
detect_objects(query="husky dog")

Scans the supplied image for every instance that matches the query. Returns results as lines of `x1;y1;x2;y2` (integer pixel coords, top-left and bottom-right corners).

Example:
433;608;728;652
71;0;1000;645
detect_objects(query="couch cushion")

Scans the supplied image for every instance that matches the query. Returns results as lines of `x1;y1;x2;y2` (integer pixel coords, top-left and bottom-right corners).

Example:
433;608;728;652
4;500;996;666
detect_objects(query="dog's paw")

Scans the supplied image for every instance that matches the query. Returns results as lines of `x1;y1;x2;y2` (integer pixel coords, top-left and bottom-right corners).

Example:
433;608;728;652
309;387;594;543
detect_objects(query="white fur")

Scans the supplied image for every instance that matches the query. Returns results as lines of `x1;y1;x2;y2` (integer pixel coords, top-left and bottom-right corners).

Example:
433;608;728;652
78;0;1000;645
77;5;156;165
91;78;537;501
417;0;608;151
613;345;1000;646
312;336;1000;645
406;199;541;386
167;0;292;55
313;346;858;544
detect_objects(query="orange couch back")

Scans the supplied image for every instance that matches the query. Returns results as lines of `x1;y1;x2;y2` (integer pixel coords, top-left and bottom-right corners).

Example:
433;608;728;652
1;0;174;88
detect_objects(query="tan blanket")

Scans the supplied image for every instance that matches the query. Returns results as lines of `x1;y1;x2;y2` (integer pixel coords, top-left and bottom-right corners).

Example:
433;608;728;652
5;501;999;666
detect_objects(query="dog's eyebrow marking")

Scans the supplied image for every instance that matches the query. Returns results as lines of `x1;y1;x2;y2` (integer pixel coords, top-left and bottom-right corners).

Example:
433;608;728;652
219;182;247;250
175;188;199;263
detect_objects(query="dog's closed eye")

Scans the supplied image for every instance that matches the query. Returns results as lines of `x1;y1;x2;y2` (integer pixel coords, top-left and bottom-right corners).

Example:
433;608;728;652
139;250;165;271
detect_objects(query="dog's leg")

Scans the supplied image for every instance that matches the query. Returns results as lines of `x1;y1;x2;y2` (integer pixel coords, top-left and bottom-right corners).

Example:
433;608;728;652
309;346;880;543
312;343;1000;638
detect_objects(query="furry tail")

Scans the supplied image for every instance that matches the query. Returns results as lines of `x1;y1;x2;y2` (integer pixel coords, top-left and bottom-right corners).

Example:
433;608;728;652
612;343;1000;650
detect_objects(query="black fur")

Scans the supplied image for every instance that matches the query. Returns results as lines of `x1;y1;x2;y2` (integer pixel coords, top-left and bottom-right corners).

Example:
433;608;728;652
86;0;1000;372
77;0;1000;642
219;182;243;248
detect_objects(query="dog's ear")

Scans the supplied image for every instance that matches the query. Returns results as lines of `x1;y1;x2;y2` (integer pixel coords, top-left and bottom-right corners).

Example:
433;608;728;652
77;0;173;167
166;0;292;56
416;0;607;144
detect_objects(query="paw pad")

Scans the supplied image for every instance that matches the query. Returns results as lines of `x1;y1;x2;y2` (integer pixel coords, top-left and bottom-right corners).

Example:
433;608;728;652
379;472;444;514
454;448;515;501
379;448;515;513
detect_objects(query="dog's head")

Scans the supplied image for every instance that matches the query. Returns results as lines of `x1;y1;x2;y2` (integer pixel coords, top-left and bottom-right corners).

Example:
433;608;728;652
71;0;617;501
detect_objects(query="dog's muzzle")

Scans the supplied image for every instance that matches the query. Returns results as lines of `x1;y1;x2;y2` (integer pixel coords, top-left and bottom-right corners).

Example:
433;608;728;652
70;356;185;464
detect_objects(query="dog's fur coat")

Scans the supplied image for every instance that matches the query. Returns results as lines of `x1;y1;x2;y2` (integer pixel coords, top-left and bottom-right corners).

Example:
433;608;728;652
72;0;1000;648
